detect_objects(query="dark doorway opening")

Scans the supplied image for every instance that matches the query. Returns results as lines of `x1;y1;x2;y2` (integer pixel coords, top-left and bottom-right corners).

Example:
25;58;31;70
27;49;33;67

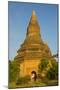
31;71;37;81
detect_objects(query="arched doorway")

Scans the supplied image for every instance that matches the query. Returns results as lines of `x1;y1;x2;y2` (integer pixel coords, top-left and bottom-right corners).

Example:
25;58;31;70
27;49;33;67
31;71;37;81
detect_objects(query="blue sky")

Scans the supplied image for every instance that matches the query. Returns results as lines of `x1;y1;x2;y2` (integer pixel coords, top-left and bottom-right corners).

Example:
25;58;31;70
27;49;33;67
8;2;58;60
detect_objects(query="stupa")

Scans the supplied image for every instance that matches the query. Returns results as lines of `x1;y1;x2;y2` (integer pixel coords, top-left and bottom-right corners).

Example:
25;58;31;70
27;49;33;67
14;10;52;77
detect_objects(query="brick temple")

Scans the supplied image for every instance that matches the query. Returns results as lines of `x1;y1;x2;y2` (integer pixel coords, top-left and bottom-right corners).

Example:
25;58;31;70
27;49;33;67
14;10;52;77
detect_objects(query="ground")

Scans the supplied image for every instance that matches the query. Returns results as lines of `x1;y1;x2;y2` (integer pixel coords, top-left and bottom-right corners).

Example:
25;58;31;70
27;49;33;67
8;79;58;89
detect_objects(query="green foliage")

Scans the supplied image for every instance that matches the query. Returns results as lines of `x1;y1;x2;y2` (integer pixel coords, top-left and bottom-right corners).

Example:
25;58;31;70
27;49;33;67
38;58;58;80
8;60;20;82
16;76;30;85
47;61;58;80
38;58;49;72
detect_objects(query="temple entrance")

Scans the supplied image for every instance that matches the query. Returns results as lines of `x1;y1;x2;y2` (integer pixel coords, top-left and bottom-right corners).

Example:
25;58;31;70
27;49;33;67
31;71;37;81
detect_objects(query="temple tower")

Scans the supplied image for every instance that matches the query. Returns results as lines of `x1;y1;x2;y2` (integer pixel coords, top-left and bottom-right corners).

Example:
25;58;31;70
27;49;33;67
14;10;52;77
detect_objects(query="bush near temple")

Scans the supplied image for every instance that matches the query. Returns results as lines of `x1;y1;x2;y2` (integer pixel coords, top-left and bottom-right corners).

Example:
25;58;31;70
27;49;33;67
8;60;20;82
46;60;58;80
38;58;58;80
16;75;30;85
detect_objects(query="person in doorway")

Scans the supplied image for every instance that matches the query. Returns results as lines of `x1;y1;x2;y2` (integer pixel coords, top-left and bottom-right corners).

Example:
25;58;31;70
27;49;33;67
31;71;37;81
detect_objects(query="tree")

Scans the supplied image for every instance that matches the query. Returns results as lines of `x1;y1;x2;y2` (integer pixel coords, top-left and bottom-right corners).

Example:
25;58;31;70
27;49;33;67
47;60;58;80
38;58;49;78
38;58;58;80
8;60;20;82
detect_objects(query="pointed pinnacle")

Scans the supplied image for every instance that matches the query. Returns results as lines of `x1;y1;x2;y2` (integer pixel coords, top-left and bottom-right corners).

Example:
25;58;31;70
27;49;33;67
30;10;37;23
32;10;36;16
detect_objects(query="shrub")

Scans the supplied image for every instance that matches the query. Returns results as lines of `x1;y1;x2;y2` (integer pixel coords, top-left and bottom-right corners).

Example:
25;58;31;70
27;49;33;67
38;58;58;80
8;60;20;82
38;58;49;78
16;75;30;85
46;61;58;80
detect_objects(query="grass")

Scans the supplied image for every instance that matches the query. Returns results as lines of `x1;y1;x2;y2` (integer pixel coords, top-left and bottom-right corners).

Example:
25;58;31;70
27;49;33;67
8;79;58;89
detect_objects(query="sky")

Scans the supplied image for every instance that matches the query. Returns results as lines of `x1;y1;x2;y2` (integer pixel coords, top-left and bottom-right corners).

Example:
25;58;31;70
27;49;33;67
8;2;58;60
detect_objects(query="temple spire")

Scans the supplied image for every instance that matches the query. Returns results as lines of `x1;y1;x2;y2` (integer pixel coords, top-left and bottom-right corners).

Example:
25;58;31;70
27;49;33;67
27;10;41;39
32;10;36;17
30;10;37;23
